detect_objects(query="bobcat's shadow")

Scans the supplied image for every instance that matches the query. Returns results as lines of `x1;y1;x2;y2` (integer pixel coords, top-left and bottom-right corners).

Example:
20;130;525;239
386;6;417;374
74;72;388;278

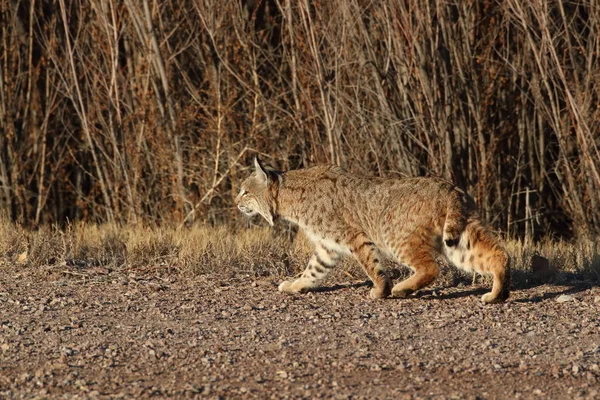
413;269;596;303
413;285;592;303
298;268;597;302
501;269;595;303
415;287;487;300
310;280;372;293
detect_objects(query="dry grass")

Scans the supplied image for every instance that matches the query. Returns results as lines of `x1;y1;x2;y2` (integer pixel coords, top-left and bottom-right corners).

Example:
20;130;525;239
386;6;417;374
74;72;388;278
0;216;303;278
1;217;599;289
508;239;600;282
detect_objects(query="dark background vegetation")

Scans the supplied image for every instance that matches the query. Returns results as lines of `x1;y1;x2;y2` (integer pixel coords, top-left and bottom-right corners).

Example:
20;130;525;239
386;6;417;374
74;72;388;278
1;0;599;239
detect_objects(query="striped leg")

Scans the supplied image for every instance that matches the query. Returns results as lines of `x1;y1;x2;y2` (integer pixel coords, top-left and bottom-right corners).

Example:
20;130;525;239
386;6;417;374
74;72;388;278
279;242;340;293
347;232;391;299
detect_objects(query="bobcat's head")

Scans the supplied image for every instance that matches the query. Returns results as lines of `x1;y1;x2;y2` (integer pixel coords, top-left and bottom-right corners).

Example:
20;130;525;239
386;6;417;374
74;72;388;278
236;157;279;226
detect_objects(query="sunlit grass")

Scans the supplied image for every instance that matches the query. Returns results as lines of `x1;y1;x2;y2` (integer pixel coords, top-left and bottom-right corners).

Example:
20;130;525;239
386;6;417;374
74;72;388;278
1;216;599;286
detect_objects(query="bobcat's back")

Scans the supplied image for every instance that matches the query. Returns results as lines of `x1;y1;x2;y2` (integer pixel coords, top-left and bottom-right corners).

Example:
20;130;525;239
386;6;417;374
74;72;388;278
276;166;470;253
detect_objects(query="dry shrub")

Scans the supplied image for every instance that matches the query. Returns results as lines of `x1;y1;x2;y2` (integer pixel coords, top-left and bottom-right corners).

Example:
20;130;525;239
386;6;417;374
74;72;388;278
1;0;599;240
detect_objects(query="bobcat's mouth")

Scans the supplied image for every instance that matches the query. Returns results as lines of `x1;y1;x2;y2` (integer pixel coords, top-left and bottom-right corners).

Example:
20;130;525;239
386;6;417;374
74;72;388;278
238;204;258;217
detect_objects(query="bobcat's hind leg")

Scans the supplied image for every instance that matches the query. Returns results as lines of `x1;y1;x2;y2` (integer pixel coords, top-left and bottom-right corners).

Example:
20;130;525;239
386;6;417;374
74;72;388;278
347;232;391;299
391;242;440;298
480;250;510;304
279;242;340;294
446;221;511;304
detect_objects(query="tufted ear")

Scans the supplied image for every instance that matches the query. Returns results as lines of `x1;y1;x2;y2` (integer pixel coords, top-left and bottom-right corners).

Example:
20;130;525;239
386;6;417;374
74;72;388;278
254;156;269;184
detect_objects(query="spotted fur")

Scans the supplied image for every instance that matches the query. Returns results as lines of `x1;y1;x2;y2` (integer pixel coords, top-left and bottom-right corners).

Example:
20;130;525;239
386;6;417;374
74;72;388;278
236;158;510;303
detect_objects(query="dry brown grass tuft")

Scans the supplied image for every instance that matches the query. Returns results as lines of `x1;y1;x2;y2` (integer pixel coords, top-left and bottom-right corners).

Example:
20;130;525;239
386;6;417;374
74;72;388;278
0;214;28;263
0;221;304;278
508;239;600;282
1;220;599;288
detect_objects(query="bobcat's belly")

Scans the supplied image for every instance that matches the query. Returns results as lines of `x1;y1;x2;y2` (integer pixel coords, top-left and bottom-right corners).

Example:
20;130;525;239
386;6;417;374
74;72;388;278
303;230;352;256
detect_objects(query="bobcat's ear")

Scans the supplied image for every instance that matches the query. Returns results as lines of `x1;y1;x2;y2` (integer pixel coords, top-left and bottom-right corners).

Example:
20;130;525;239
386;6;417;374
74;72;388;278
254;156;268;184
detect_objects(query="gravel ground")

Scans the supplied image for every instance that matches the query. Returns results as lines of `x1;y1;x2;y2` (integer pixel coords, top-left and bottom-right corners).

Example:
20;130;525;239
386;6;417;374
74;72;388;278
1;264;599;399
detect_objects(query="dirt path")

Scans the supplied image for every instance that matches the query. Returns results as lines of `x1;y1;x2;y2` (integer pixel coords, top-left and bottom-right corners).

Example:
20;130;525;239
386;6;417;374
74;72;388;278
1;265;599;399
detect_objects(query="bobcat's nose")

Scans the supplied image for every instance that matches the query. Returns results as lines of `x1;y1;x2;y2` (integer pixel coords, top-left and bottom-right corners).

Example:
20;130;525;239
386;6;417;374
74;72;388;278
234;192;243;206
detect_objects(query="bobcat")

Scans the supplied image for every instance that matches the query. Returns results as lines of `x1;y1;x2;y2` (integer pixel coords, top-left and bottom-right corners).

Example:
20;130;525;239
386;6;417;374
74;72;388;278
236;158;510;303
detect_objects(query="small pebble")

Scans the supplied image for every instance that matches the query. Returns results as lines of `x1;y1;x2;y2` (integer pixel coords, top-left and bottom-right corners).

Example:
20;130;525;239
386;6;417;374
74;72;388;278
556;294;574;303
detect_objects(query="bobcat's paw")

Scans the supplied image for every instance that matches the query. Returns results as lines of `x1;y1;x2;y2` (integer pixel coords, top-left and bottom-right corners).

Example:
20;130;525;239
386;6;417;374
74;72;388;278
369;288;388;299
369;284;391;299
481;292;506;304
278;278;314;294
278;280;295;293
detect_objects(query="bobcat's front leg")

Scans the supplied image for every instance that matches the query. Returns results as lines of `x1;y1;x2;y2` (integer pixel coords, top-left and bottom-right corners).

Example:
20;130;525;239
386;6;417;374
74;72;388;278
348;232;391;299
279;242;339;294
